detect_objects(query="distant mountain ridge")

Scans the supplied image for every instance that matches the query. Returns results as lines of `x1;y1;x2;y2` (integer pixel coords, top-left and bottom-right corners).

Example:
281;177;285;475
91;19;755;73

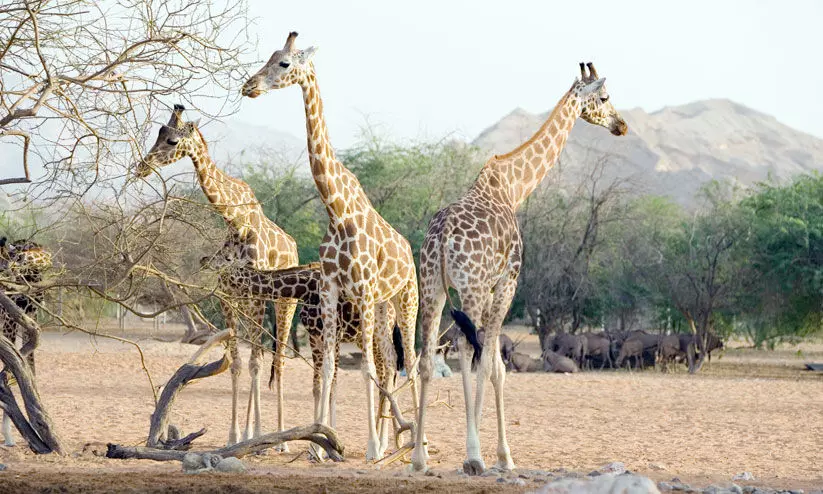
472;99;823;205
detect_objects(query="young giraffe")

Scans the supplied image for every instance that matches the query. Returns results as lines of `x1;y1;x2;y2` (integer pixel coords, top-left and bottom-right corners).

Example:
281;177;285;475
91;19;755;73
205;242;405;457
0;237;53;446
134;108;299;446
411;63;628;474
242;32;420;461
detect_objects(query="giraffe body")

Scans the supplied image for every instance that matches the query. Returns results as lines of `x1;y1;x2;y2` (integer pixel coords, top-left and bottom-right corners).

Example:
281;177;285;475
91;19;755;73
0;237;53;446
136;111;299;446
412;64;627;474
243;32;420;461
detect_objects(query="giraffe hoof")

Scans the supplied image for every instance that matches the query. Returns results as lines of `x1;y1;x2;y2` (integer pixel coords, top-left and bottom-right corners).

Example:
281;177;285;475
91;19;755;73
308;445;327;463
274;442;289;453
462;458;486;476
3;440;15;447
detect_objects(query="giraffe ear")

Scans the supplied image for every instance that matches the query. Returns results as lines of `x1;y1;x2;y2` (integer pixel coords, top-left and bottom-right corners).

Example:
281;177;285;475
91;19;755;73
296;46;318;65
580;77;606;96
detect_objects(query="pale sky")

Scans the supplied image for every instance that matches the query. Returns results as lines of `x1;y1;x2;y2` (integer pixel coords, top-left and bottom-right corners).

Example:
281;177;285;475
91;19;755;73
234;0;823;148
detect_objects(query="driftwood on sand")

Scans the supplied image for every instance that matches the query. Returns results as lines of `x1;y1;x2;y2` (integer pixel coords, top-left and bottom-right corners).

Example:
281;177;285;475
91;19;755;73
108;423;345;462
146;330;233;449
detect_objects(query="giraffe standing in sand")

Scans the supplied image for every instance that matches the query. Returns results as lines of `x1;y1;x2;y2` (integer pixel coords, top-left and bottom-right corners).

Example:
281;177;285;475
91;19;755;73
242;32;420;460
0;237;53;446
135;107;299;446
411;63;628;474
206;243;406;456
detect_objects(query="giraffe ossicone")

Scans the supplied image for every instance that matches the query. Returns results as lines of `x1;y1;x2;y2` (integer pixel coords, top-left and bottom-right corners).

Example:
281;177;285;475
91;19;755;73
411;62;627;475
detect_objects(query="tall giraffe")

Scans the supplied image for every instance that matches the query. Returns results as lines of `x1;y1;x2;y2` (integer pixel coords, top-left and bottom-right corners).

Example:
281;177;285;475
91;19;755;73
242;32;420;461
134;108;299;446
0;237;53;446
205;243;406;457
411;63;627;474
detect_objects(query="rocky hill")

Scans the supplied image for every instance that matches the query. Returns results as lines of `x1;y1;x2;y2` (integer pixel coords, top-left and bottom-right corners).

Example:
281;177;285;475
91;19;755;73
472;99;823;205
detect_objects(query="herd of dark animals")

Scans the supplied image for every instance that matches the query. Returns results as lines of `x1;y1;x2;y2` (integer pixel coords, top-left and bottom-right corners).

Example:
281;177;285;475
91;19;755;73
439;315;725;374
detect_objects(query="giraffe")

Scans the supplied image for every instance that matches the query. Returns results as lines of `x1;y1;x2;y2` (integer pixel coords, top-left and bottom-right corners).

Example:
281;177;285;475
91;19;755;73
204;241;406;457
134;107;299;447
242;32;420;460
0;237;53;446
411;63;628;474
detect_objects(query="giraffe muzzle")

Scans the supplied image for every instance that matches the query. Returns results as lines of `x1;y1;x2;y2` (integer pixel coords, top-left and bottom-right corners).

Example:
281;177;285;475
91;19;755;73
611;119;628;136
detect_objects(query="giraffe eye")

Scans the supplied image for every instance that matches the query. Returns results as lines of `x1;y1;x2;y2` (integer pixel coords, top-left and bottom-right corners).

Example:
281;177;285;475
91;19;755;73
600;95;610;103
166;138;178;145
279;61;290;68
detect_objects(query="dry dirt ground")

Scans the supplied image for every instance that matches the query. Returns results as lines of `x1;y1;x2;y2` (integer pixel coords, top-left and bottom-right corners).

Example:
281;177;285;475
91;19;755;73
0;324;821;493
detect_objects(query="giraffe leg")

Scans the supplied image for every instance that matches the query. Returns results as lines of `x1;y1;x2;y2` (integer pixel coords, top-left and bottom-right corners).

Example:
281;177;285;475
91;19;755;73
456;294;487;475
242;300;266;442
272;298;297;452
316;281;339;432
356;293;381;461
393;280;421;432
222;299;243;446
411;288;446;472
374;302;392;458
307;329;326;461
481;271;519;472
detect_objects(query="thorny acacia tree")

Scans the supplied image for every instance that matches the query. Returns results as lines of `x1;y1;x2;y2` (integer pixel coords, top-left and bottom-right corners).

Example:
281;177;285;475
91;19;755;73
1;0;252;190
0;0;257;452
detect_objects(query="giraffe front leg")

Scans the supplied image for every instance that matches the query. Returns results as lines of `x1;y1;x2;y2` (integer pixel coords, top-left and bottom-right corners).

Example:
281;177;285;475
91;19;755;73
374;303;393;458
316;281;339;432
357;296;382;461
2;412;15;447
272;299;297;452
242;300;266;442
221;299;243;446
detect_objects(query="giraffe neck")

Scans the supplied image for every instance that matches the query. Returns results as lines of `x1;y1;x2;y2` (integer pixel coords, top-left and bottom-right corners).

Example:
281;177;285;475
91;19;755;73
186;145;255;229
231;265;319;303
298;69;370;219
488;88;581;208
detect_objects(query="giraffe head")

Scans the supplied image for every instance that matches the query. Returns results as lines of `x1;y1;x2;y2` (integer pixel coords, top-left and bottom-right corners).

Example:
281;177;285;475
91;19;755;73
241;32;318;98
573;63;628;137
200;238;256;272
134;105;205;178
0;237;53;276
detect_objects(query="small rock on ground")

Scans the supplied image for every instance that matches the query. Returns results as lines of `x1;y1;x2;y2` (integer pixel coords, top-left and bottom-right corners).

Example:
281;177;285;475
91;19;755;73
535;474;660;494
732;472;756;482
601;462;627;475
214;457;245;473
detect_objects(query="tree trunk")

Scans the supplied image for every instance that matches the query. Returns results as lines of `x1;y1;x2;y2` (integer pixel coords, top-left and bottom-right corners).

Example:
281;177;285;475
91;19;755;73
179;304;198;342
0;290;63;454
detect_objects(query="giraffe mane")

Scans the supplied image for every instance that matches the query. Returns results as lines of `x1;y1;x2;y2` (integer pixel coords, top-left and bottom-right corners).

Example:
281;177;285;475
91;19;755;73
492;84;575;161
192;126;209;153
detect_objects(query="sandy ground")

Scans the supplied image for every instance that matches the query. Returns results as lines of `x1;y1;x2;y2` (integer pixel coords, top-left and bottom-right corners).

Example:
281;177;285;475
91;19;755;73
0;324;821;493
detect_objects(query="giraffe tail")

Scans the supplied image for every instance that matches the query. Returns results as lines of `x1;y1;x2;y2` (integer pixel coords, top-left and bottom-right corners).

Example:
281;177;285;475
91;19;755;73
392;324;404;371
451;309;483;361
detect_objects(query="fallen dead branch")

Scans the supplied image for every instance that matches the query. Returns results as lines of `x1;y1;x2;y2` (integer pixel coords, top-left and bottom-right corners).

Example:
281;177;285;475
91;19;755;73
108;424;344;462
146;330;232;448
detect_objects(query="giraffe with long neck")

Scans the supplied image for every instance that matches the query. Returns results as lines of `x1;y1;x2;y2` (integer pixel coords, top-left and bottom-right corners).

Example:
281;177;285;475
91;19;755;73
242;32;420;461
135;108;299;447
411;63;628;474
206;244;406;457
